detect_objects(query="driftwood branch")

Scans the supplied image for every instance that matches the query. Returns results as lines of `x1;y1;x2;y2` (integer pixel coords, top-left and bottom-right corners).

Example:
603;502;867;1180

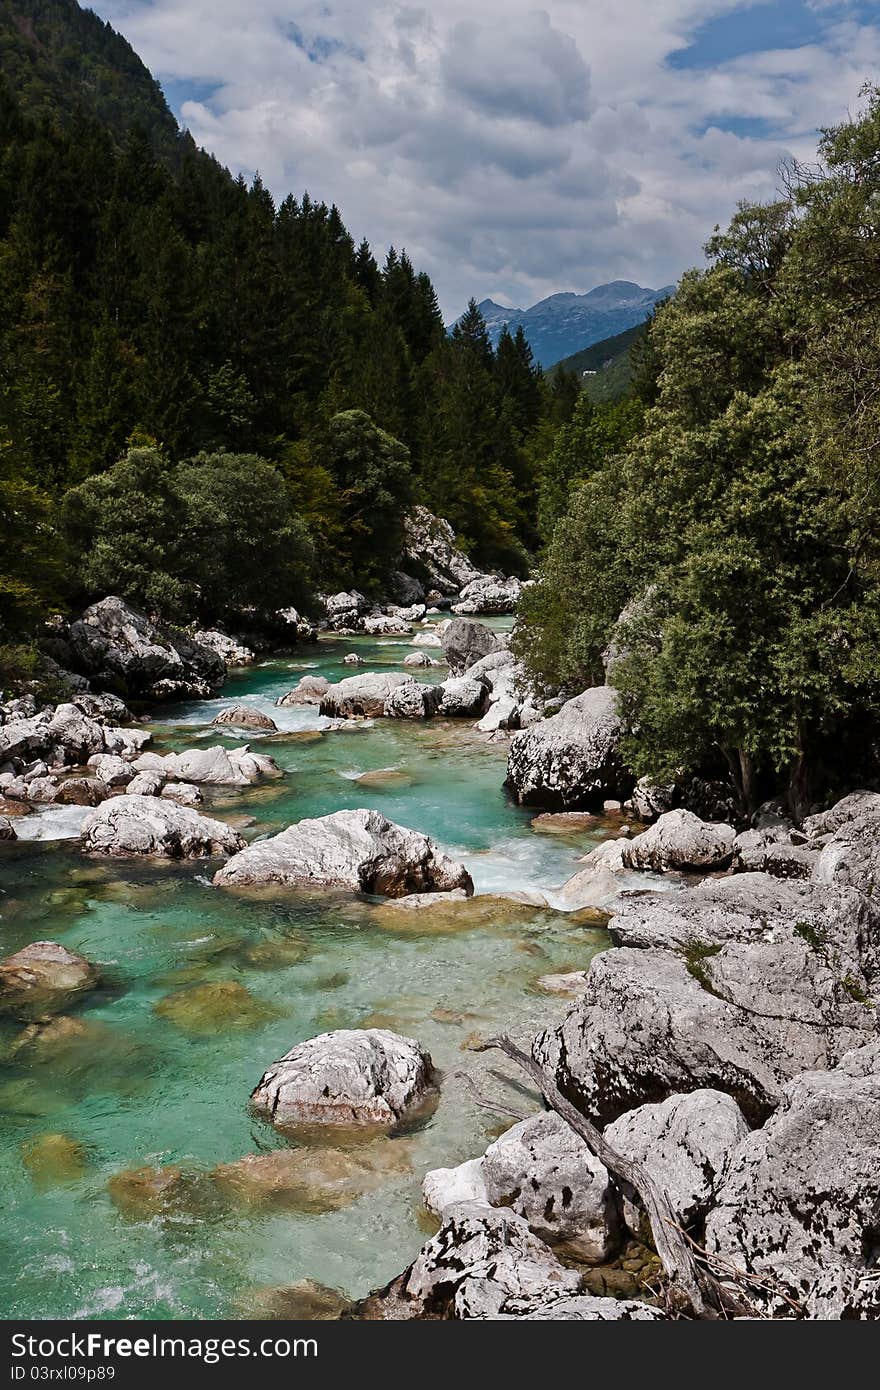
476;1034;722;1319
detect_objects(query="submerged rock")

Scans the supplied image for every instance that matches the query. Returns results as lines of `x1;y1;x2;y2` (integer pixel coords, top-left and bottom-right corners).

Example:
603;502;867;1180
214;808;473;897
0;815;17;840
21;1132;89;1188
155;981;278;1034
213;1139;413;1213
211;706;278;732
235;1280;353;1321
250;1028;437;1132
107;1164;199;1220
507;687;625;810
81;795;244;859
0;942;98;1021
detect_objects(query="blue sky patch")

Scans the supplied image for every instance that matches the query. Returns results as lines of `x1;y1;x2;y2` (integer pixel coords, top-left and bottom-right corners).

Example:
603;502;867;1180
669;0;850;70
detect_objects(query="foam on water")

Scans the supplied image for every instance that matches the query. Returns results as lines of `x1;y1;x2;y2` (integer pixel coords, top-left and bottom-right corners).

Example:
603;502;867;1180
13;804;90;841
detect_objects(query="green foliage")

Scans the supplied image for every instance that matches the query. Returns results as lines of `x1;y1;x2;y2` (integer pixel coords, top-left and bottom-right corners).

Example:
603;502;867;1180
518;89;880;816
316;410;413;591
61;445;314;625
538;392;644;536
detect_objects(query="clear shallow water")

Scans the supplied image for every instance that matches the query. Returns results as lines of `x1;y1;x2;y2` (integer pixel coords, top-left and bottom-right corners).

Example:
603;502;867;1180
0;628;613;1319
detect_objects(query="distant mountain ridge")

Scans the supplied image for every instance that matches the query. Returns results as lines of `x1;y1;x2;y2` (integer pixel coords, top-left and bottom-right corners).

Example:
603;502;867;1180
454;279;674;369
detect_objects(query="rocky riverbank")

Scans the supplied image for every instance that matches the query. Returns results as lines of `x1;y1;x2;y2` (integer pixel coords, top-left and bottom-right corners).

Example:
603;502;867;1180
2;585;877;1320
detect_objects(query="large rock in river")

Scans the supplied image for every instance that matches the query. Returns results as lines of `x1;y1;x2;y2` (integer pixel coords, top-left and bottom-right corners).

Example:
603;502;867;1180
320;672;414;719
61;596;224;700
440;618;501;675
214;808;473;897
705;1040;880;1317
0;941;98;1020
251;1028;436;1131
81;795;245;859
507;686;625;809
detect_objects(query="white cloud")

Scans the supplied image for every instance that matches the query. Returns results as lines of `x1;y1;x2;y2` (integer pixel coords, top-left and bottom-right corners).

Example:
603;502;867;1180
95;2;879;316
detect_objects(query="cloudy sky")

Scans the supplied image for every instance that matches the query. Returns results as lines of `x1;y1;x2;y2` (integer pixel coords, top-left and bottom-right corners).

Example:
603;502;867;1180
92;1;880;317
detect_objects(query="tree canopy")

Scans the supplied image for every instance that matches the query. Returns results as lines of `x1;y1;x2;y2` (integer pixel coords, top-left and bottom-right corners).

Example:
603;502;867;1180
516;88;880;817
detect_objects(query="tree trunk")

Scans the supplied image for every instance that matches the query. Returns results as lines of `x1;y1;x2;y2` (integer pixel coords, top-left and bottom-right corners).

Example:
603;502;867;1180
787;751;811;825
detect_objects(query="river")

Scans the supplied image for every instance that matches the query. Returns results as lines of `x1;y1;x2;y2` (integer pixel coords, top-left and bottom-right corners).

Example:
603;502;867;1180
0;624;613;1318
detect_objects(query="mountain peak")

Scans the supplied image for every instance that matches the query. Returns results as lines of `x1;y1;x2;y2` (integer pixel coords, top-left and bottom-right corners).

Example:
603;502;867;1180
452;279;675;368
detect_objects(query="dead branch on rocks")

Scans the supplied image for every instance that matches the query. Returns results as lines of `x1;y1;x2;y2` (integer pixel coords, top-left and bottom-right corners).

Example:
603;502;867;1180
477;1033;754;1320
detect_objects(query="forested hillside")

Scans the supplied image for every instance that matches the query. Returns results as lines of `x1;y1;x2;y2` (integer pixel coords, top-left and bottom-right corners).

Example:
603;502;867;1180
517;89;880;816
0;1;582;681
0;0;180;155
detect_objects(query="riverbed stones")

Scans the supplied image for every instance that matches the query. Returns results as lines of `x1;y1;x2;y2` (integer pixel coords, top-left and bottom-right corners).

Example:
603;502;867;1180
81;796;245;858
0;815;17;840
621;809;736;872
250;1028;437;1131
605;1090;749;1233
214;808;473;897
507;686;625;809
0;942;99;1021
320;672;414;719
440;618;500;675
211;706;278;732
704;1041;880;1315
133;745;280;786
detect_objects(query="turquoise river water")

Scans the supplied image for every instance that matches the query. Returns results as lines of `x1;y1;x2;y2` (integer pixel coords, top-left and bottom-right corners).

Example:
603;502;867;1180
0;624;613;1319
